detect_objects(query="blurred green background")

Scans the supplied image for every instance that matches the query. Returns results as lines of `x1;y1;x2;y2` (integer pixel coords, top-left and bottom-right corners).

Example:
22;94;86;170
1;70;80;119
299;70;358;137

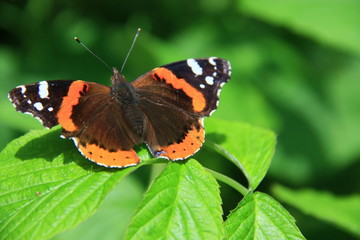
1;0;360;239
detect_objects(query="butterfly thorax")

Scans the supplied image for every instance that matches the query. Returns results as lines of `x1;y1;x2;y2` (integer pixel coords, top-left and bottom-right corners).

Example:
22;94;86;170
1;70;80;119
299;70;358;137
110;68;137;104
110;68;144;137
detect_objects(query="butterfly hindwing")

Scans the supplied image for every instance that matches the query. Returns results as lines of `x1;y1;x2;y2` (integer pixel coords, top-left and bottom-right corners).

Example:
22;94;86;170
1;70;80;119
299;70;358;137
53;80;142;168
135;85;202;159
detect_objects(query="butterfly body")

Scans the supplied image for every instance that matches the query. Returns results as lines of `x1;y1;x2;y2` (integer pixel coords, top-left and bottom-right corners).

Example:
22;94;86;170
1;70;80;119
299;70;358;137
9;58;231;168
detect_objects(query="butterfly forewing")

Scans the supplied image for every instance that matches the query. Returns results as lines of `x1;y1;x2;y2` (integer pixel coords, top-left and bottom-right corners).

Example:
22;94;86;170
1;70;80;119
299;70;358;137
141;57;231;116
8;80;75;128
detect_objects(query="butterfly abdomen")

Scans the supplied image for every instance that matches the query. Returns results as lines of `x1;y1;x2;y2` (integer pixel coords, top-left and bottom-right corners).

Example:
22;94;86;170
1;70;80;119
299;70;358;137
122;104;145;137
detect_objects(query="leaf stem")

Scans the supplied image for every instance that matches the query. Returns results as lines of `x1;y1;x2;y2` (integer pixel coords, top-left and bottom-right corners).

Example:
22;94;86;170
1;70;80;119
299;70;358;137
204;167;248;196
204;140;252;187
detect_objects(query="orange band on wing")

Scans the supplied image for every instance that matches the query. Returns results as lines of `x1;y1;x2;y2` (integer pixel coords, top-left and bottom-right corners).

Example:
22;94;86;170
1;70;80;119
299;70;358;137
78;142;140;168
153;67;206;112
156;125;205;160
57;81;87;132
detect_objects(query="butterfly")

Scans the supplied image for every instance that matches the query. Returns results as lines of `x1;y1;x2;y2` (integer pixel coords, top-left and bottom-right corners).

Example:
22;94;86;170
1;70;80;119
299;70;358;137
8;57;231;167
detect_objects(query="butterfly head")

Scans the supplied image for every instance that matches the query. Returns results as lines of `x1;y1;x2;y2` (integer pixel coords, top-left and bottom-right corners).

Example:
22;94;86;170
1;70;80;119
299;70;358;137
111;67;127;85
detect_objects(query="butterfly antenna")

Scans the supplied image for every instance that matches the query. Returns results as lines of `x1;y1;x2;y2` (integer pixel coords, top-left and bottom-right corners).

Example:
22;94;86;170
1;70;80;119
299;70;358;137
74;37;112;71
120;28;141;73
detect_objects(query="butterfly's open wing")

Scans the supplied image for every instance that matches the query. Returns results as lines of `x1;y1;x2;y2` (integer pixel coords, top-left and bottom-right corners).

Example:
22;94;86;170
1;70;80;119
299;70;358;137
9;80;141;168
132;57;231;160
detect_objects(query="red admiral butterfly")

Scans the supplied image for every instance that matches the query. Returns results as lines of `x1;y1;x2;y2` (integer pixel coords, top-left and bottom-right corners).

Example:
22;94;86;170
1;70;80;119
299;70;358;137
8;57;231;167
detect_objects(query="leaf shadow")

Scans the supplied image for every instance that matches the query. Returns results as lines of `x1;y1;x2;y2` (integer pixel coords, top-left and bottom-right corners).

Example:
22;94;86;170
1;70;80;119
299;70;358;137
15;129;113;172
206;132;227;145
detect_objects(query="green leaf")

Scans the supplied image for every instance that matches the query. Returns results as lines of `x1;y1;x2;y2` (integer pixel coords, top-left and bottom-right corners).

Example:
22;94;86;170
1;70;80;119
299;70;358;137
273;185;360;237
224;192;305;240
0;98;42;133
0;128;138;240
206;118;276;190
240;0;360;54
320;61;360;165
54;176;144;240
124;159;224;240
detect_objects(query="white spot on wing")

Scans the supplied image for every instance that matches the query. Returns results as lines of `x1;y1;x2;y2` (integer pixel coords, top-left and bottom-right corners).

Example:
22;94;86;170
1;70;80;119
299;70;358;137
205;76;214;85
200;117;204;125
18;85;26;94
35;117;44;125
34;102;44;111
24;111;34;117
71;137;79;146
208;57;217;66
27;99;32;104
38;81;49;99
48;107;54;112
31;115;45;125
199;84;205;89
187;59;203;75
24;111;45;126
